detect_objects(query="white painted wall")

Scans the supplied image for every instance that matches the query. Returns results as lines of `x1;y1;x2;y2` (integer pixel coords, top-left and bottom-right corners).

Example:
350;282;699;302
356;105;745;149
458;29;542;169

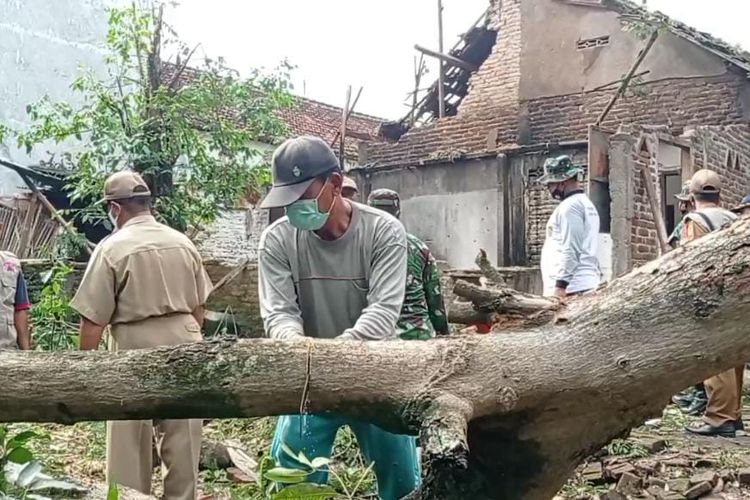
0;0;129;195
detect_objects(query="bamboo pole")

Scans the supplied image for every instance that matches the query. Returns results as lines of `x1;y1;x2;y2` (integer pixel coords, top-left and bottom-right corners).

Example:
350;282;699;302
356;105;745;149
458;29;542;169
437;0;445;119
339;86;352;169
594;30;659;127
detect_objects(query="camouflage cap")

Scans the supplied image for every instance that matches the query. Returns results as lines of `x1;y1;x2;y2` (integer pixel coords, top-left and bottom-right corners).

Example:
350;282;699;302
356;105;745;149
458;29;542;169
674;181;691;201
538;155;581;184
368;188;401;217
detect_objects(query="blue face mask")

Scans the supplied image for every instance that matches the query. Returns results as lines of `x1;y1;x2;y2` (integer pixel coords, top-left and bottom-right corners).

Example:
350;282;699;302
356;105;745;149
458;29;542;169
286;180;335;231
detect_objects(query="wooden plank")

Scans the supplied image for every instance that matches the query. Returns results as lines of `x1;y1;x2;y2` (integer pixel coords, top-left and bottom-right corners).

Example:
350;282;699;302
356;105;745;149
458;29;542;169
339;86;352;169
329;86;363;148
437;0;445;119
588;126;611;233
639;164;670;254
15;170;93;256
414;44;479;72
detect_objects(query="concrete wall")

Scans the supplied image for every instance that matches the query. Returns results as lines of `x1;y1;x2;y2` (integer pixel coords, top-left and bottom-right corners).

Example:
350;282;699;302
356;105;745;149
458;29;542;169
352;156;527;270
0;0;127;195
519;0;728;100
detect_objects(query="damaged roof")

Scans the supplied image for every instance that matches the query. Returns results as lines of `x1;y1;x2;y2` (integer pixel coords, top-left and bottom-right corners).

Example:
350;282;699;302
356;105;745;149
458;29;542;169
396;6;496;128
402;0;749;130
604;0;750;74
162;63;384;162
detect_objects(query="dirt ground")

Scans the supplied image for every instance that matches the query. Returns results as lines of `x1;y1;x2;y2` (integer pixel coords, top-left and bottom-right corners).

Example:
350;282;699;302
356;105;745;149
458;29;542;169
10;400;750;499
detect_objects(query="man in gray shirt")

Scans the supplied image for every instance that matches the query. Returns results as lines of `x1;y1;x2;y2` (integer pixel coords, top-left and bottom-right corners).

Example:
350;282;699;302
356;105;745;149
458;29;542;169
258;136;419;500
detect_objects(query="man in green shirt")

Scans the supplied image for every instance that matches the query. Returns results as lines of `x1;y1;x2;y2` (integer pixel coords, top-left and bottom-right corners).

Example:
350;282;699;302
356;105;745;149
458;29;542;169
368;189;449;340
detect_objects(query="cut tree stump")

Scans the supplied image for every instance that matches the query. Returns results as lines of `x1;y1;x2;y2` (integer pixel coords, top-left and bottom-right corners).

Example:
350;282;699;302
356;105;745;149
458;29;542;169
3;218;750;499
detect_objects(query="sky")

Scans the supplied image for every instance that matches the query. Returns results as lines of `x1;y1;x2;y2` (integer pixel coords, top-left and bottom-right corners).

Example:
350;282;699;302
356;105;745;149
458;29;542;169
165;0;750;121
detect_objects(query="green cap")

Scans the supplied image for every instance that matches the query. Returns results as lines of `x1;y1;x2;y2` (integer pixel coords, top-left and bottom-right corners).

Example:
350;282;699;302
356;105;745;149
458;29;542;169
674;182;691;201
368;188;401;217
538;155;581;184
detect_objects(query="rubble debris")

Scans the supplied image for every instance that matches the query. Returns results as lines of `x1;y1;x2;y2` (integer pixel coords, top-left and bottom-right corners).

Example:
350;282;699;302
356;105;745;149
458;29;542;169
684;481;712;499
581;461;604;483
689;471;718;486
605;462;637;481
738;468;750;485
600;491;627;500
668;478;692;493
639;437;668;454
646;477;667;489
616;471;641;495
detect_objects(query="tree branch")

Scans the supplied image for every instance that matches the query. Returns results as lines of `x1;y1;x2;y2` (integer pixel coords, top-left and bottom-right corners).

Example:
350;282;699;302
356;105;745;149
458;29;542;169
168;44;201;92
5;219;750;498
474;249;504;286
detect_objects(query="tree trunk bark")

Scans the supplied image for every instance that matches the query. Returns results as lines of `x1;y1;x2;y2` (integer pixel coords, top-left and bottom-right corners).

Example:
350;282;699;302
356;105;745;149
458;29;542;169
4;220;750;499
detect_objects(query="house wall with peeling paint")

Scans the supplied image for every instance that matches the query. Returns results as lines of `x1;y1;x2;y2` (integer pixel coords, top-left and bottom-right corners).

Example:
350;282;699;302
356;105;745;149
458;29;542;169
0;0;129;195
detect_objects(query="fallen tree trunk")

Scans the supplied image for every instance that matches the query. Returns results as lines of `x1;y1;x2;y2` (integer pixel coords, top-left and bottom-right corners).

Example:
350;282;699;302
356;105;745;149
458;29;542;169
4;219;750;499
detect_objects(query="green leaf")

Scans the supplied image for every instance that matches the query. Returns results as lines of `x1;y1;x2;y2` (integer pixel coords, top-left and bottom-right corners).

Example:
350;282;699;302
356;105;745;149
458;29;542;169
107;481;119;500
0;425;7;445
280;443;313;469
8;430;40;449
6;446;33;464
272;483;337;500
310;457;330;469
263;467;310;484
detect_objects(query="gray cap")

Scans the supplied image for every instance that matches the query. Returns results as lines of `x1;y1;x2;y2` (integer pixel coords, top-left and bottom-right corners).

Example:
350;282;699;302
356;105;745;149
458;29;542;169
260;136;339;209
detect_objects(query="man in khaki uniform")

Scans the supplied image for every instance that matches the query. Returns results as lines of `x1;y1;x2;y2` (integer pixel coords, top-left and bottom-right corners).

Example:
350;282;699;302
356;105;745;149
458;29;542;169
679;170;740;437
71;171;213;499
341;176;359;200
0;250;31;350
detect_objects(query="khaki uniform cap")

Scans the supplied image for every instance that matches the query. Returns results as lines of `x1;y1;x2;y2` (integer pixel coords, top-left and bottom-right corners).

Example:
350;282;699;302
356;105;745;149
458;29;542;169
103;171;152;201
342;176;358;191
689;169;722;195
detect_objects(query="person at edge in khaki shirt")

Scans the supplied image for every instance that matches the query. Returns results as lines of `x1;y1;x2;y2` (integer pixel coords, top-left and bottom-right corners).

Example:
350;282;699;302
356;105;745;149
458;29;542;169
679;169;741;438
70;171;213;500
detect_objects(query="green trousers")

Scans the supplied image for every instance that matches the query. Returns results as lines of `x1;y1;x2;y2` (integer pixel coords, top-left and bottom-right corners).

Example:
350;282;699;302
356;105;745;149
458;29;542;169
270;414;420;500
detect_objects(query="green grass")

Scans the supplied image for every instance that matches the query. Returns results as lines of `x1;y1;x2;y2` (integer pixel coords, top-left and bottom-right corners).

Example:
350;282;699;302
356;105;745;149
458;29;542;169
559;477;609;498
658;405;691;433
607;439;650;459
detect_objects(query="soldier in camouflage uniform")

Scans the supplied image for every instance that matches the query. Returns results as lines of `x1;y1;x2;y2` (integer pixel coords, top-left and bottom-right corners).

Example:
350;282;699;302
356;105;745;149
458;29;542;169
368;189;449;340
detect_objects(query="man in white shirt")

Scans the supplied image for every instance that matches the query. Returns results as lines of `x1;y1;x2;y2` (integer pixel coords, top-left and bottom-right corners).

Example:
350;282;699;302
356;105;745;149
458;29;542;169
539;155;602;299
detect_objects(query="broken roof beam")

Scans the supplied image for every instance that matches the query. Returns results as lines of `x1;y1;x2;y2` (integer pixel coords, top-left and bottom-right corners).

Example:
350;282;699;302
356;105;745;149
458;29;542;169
414;44;479;72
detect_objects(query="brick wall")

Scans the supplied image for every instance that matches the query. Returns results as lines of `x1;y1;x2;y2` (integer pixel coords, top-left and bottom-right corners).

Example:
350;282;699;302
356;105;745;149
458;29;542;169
623;125;750;269
204;262;263;337
630;148;661;267
524;73;748;144
459;0;520;116
364;0;522;168
689;125;750;206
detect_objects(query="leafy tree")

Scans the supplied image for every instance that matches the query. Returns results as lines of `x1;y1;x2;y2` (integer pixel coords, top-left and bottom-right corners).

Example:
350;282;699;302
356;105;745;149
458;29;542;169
15;3;294;231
